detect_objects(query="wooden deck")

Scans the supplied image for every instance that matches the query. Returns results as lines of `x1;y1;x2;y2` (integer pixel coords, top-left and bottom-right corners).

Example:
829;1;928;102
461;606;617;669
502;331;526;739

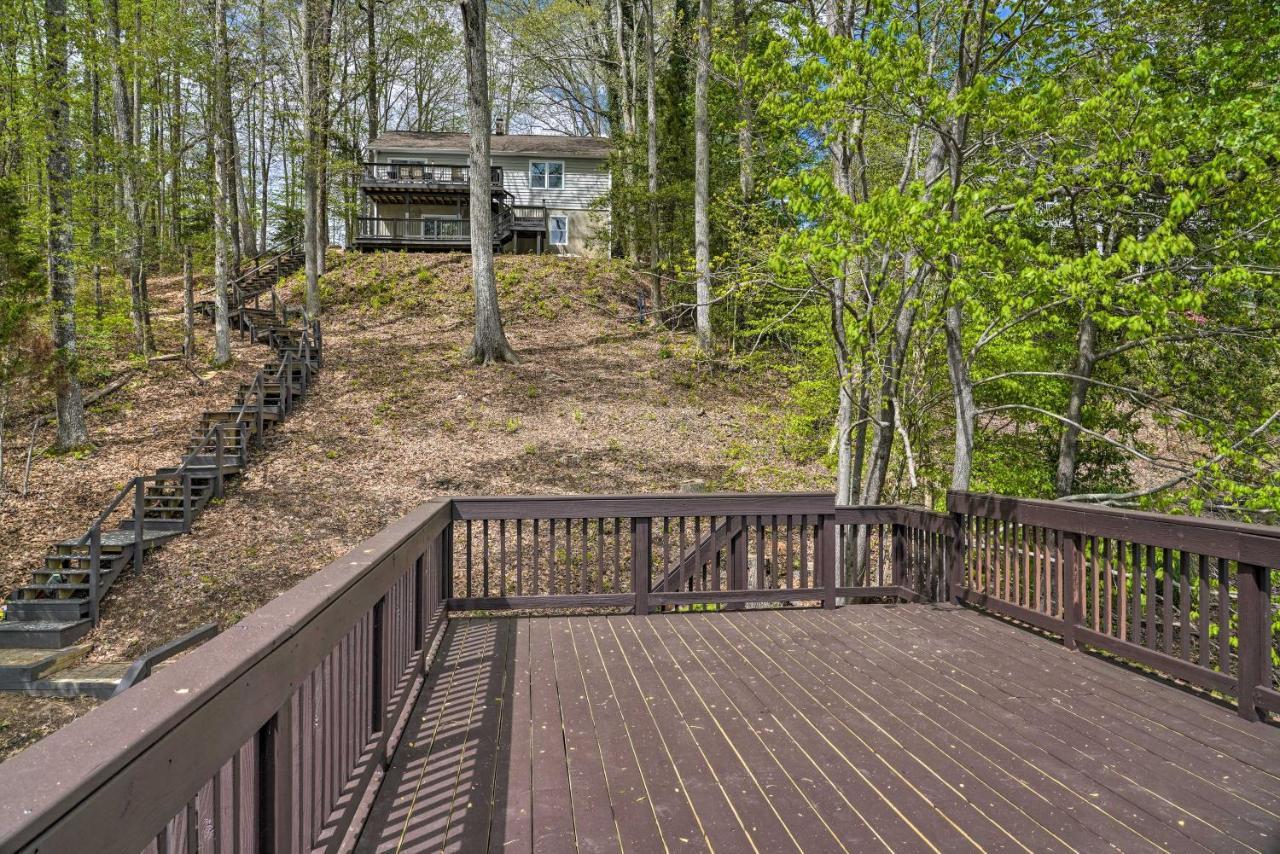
355;605;1280;853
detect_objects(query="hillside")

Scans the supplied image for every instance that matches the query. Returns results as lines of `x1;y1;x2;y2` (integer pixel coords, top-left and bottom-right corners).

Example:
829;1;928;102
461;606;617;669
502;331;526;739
0;250;829;759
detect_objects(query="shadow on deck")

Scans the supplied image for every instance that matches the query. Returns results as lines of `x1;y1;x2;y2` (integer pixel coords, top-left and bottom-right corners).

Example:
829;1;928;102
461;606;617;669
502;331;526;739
357;606;1280;853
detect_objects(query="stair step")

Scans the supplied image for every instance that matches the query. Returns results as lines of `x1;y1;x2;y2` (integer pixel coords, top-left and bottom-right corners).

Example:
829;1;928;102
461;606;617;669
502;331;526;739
0;644;92;687
0;619;92;650
3;599;87;621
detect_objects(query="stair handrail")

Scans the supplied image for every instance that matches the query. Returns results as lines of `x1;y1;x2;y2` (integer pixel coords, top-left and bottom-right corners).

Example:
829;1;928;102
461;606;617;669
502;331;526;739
196;237;300;305
76;476;144;625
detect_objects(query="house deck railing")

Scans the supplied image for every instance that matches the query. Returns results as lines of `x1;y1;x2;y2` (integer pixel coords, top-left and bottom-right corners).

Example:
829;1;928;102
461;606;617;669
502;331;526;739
360;161;504;188
354;210;516;245
0;491;1275;852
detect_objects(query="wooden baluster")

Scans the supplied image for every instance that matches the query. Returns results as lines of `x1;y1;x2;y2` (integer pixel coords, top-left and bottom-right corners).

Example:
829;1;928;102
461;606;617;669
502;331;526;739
257;698;294;853
515;519;524;596
1197;554;1210;669
532;519;540;596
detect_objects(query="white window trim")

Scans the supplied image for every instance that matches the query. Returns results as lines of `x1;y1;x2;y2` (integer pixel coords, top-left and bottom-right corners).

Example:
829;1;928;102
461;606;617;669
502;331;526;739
549;215;569;246
529;160;565;191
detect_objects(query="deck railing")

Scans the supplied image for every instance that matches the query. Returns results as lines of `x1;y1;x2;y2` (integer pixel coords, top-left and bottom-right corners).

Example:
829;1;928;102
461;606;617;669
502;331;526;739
360;162;503;187
355;213;515;244
0;491;1275;852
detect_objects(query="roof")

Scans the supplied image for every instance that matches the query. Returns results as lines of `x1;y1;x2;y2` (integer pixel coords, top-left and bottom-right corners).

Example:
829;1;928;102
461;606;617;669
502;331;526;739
369;131;612;159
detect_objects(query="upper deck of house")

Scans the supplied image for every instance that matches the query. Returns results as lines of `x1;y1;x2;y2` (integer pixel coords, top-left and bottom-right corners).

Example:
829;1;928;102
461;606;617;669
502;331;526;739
0;491;1277;853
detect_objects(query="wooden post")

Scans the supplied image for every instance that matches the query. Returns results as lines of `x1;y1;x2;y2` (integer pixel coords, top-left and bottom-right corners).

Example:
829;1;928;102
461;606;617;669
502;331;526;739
891;523;907;588
182;472;193;531
820;514;836;609
631;517;651;615
133;478;145;576
1062;530;1083;650
1236;563;1268;722
214;425;225;499
948;511;967;604
89;524;101;626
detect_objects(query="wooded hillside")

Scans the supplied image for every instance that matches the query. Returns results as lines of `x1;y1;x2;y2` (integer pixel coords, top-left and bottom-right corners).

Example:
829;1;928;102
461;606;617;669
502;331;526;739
0;0;1277;520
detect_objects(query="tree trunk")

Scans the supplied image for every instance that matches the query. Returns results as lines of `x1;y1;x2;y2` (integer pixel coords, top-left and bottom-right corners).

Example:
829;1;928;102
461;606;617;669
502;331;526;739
365;0;378;143
105;0;153;356
90;66;103;320
210;0;234;366
692;0;712;352
644;0;660;312
1055;312;1098;496
44;0;88;449
945;302;976;491
301;0;334;320
732;0;752;202
183;246;195;358
461;0;517;365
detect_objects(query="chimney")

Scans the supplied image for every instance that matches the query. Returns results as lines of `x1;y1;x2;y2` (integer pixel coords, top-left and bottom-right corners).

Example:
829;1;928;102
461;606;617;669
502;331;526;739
494;117;506;136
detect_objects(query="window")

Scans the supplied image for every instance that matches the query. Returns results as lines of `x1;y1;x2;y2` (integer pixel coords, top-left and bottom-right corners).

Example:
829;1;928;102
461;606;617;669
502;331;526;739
529;161;564;190
549;216;569;246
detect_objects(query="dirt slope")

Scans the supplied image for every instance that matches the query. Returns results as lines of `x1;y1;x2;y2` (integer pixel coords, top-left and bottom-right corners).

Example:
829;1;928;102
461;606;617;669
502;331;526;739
0;251;829;760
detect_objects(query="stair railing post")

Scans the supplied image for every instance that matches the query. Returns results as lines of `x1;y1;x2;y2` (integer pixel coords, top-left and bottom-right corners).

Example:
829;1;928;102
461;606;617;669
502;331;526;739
133;477;145;576
182;471;193;532
254;375;265;450
214;425;225;499
89;523;102;627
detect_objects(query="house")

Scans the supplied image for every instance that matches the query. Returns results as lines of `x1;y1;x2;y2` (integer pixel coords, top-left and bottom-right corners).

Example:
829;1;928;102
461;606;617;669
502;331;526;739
351;130;613;256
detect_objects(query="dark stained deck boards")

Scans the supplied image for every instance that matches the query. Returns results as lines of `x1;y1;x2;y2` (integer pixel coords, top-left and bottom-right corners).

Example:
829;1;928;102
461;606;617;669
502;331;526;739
356;605;1280;854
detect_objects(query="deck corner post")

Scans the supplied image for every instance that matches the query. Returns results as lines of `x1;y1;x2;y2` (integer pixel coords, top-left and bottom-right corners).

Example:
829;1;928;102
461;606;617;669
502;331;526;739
631;516;651;615
947;512;967;605
820;513;837;609
1235;562;1268;722
1062;529;1083;650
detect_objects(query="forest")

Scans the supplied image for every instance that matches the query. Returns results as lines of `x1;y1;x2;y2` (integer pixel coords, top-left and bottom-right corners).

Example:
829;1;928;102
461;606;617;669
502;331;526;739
0;0;1278;519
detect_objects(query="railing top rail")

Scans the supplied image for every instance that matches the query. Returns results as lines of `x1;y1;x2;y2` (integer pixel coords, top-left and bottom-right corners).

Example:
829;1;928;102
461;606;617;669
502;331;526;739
75;476;141;545
950;490;1280;564
450;491;837;520
0;497;453;853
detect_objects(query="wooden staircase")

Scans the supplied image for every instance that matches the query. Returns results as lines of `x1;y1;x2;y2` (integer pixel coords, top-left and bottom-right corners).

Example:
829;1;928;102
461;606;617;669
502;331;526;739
0;242;319;695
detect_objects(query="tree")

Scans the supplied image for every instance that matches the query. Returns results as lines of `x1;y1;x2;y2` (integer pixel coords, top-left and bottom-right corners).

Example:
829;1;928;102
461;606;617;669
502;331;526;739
460;0;517;365
691;0;711;352
301;0;335;321
209;0;234;366
104;0;154;356
44;0;88;449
